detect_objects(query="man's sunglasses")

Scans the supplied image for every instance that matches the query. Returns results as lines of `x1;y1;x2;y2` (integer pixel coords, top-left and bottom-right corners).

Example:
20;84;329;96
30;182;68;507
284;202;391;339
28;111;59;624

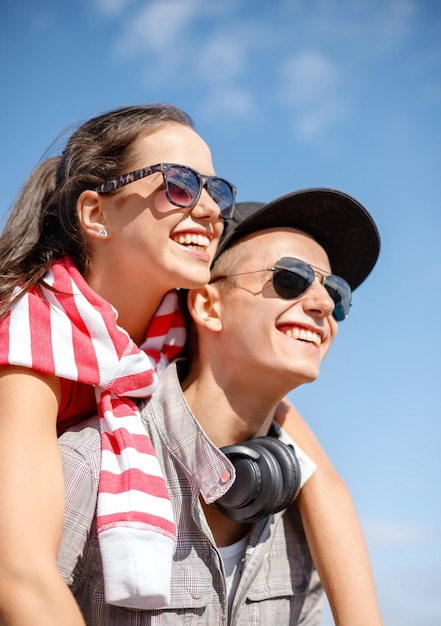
211;256;352;321
94;162;236;219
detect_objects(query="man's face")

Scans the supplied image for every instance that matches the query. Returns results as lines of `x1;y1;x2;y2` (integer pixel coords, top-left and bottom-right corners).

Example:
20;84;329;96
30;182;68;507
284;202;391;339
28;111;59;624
214;228;338;390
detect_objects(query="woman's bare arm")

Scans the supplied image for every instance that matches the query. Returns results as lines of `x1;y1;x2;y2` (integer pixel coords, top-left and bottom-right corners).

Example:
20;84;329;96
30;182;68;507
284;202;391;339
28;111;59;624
276;398;383;626
0;366;86;626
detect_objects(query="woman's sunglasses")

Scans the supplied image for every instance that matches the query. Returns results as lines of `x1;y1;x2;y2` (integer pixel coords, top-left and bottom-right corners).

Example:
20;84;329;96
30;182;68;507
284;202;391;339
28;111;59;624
211;256;352;321
95;162;236;219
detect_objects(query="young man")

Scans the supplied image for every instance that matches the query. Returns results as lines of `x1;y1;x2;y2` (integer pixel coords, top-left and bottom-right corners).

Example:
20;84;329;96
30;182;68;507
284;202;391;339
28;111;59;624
58;188;381;625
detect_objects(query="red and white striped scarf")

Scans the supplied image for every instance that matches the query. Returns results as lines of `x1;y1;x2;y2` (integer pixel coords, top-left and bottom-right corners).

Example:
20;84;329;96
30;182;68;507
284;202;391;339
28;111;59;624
0;256;186;609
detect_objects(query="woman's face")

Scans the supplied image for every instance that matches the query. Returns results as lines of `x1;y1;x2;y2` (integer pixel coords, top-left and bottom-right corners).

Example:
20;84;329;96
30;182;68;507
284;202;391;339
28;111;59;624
91;122;226;293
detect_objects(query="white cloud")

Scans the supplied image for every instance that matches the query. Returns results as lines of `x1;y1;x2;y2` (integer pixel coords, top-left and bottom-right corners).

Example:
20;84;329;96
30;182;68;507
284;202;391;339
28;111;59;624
363;518;434;547
95;0;138;16
302;0;417;54
368;0;416;47
115;0;201;57
276;51;345;139
29;12;55;34
278;52;339;106
195;35;247;85
109;2;261;119
90;0;421;130
198;86;258;121
271;0;417;140
292;100;346;140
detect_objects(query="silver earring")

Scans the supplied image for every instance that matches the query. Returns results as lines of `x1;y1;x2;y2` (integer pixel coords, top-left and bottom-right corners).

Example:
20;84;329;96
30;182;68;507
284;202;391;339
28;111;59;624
99;228;108;238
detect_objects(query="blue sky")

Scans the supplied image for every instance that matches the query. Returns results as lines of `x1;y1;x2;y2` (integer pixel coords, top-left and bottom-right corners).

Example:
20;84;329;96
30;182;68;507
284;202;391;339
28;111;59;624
1;0;441;623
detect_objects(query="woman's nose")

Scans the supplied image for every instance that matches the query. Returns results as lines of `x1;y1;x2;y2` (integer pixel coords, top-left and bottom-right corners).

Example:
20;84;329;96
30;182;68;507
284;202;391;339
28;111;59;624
190;188;222;222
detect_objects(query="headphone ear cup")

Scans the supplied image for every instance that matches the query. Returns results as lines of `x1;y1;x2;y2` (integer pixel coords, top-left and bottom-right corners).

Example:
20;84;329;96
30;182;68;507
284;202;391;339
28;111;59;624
215;441;282;523
215;436;301;523
252;436;301;511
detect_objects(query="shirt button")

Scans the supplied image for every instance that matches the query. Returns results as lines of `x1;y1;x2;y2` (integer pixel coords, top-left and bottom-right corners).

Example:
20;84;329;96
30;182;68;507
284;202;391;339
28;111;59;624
206;486;217;499
220;470;231;484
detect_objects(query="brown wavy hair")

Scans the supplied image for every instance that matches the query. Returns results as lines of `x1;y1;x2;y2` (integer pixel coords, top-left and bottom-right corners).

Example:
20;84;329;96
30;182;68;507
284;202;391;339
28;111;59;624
0;104;193;319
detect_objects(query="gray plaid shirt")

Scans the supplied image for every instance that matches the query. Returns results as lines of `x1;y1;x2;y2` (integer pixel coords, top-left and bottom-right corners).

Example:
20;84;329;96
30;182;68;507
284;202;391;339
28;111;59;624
58;362;323;625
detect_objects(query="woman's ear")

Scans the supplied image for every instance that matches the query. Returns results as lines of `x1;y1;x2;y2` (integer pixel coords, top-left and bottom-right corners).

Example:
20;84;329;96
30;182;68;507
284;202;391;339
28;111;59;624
77;190;109;239
187;285;223;332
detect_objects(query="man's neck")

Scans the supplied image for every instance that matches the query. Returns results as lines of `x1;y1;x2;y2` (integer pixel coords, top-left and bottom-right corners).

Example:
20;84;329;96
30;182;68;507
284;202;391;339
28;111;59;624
181;364;280;448
179;364;266;547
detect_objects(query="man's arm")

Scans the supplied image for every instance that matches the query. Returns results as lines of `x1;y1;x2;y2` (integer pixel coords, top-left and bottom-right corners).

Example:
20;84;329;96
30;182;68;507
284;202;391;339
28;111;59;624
275;399;383;626
57;417;101;587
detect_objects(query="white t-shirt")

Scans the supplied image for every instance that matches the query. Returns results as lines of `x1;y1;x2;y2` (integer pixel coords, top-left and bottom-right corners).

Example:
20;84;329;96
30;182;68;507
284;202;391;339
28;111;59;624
218;533;250;618
217;424;317;619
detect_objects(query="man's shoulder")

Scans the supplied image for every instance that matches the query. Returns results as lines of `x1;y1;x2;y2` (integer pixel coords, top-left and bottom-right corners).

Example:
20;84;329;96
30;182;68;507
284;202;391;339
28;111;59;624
58;415;101;473
58;416;101;584
141;360;187;423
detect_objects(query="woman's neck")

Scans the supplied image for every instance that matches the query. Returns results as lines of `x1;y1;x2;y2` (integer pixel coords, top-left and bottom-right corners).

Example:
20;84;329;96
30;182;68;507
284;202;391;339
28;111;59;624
84;262;167;346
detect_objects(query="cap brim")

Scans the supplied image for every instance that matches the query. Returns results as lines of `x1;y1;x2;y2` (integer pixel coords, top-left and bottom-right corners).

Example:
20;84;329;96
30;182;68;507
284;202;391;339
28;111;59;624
214;188;380;290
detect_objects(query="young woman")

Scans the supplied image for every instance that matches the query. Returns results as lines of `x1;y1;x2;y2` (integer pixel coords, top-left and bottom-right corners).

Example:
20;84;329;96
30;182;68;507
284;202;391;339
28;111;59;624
0;104;236;625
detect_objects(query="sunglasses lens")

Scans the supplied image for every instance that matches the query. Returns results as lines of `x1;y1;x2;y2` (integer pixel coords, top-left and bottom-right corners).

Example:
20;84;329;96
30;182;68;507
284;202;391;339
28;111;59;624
273;258;351;321
206;179;235;218
165;166;200;207
323;276;352;321
164;166;234;217
272;260;314;299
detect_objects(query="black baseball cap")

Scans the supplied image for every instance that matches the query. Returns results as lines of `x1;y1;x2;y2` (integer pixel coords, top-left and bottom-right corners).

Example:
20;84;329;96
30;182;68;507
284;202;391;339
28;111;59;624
213;188;380;290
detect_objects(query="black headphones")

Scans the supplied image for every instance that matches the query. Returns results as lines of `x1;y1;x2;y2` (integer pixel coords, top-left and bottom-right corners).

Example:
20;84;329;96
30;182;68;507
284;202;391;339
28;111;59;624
214;428;301;523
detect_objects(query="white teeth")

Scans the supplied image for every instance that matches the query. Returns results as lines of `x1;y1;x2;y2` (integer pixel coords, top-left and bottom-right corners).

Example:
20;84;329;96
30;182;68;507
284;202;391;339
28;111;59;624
284;327;321;346
172;233;210;248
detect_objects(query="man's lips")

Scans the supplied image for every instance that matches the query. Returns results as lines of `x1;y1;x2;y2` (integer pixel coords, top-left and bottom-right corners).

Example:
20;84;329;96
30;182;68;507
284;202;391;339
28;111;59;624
276;324;322;347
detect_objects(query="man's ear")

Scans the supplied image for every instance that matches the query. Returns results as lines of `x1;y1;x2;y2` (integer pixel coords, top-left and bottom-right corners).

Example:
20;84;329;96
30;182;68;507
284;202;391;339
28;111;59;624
77;190;110;238
187;285;223;332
